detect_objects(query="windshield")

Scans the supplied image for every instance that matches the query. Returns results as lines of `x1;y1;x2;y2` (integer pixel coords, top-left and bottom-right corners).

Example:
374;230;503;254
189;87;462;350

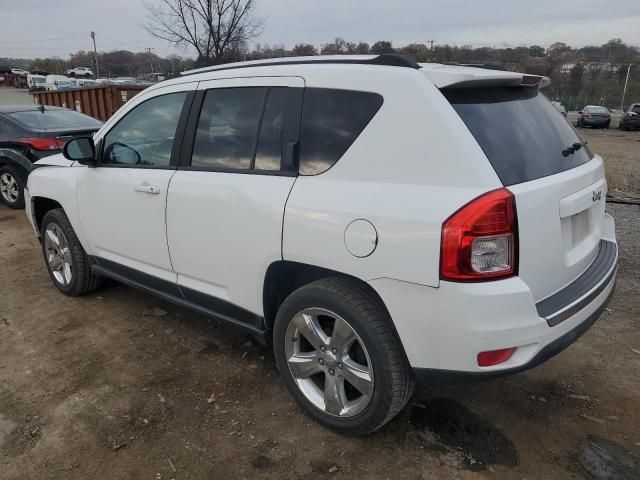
8;109;102;130
587;106;608;113
443;87;593;186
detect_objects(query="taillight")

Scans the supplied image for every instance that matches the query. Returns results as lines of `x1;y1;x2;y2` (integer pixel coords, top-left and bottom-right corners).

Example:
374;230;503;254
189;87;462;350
15;137;65;151
584;113;591;118
440;188;518;282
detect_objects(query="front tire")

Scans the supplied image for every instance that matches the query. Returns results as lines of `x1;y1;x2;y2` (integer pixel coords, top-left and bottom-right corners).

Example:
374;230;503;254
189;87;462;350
41;209;101;296
273;277;414;435
0;165;26;209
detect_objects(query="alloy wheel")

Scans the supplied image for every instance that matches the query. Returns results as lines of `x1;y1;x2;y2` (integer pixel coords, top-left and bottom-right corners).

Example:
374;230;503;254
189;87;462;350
0;173;18;204
284;308;374;417
44;224;73;286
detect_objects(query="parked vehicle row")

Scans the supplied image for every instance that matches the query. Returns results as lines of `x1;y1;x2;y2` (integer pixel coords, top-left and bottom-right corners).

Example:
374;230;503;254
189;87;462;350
24;55;617;435
0;105;102;209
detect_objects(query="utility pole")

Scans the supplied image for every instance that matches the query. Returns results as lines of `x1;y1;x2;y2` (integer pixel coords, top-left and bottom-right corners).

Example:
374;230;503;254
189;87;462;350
145;48;155;76
90;31;98;79
428;39;435;62
620;63;632;113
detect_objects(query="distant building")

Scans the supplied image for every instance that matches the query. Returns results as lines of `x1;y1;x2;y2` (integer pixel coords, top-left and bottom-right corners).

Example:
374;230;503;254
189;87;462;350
560;62;620;74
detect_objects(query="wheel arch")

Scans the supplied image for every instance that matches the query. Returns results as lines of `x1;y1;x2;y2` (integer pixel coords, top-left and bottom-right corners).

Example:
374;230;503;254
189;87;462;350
262;260;394;333
0;148;33;175
32;196;64;234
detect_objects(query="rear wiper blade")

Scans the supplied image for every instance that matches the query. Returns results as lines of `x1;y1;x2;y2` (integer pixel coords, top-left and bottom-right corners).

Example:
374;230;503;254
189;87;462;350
562;141;588;157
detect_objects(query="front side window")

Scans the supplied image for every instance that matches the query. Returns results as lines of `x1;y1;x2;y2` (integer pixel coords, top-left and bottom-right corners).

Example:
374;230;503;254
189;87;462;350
102;92;187;167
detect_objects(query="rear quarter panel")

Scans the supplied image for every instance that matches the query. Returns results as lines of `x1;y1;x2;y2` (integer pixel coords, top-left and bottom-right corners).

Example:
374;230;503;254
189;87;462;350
283;68;502;286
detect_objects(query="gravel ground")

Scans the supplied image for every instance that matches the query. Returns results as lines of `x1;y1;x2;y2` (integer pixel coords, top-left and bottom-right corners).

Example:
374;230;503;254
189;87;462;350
0;87;33;106
1;85;640;479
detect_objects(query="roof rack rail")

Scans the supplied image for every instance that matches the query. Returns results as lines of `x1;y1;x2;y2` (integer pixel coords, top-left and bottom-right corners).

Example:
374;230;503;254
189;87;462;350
181;54;420;76
442;62;508;72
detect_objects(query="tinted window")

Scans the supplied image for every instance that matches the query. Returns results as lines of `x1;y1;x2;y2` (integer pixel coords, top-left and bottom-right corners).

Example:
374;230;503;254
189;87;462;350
102;92;187;167
632;105;640;114
444;87;593;186
0;117;22;138
8;109;102;130
299;88;383;175
254;88;287;171
192;87;265;170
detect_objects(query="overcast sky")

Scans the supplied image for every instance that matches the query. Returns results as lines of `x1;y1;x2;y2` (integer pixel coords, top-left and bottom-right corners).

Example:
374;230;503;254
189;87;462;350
2;0;639;58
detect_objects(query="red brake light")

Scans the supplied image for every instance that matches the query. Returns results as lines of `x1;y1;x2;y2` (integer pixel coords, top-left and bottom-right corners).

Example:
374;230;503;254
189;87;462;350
440;188;518;282
15;137;65;151
477;348;516;367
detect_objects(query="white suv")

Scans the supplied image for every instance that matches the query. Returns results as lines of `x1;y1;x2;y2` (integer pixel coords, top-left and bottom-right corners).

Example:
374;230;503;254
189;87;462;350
66;67;94;77
25;55;618;435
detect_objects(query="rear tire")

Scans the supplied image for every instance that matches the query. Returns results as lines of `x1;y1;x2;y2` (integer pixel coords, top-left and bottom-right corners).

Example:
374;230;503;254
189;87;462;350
41;208;102;296
273;277;414;435
0;165;26;209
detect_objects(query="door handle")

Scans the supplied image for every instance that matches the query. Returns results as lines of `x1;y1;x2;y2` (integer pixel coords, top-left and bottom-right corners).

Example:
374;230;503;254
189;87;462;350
135;183;161;194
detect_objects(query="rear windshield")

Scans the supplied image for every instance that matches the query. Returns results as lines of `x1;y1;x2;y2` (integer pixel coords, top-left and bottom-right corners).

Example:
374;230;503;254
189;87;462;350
443;87;593;186
586;106;608;113
8;109;102;130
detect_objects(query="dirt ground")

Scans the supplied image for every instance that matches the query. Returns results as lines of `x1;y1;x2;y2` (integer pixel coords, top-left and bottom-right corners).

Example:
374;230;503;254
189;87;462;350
1;202;639;480
1;87;640;479
578;128;640;197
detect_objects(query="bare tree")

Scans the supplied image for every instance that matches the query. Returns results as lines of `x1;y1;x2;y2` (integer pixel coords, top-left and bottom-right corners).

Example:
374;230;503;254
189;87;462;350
145;0;263;65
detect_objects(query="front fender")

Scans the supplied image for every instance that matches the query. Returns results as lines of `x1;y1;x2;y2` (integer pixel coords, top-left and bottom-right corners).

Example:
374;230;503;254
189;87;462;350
27;166;90;253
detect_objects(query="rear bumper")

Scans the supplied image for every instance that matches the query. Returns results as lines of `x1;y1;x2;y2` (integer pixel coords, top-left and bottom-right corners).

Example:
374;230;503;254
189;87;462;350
413;280;614;381
581;118;610;126
369;214;617;376
621;119;640;128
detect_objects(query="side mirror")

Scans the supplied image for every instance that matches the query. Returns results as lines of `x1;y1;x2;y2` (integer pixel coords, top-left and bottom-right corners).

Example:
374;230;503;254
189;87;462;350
105;142;141;165
63;136;96;165
577;110;582;114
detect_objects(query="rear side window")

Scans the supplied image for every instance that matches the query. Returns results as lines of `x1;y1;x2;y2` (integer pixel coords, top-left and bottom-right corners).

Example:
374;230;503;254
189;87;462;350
255;88;287;171
444;87;593;186
192;87;265;170
191;87;290;172
299;88;383;175
8;109;102;130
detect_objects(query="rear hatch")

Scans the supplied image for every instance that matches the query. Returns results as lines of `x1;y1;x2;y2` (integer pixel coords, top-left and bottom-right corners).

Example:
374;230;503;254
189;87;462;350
440;79;605;302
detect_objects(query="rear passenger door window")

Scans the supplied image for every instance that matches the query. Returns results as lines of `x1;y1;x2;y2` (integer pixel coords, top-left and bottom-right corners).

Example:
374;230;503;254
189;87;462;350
192;87;265;170
299;88;383;175
190;86;294;173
